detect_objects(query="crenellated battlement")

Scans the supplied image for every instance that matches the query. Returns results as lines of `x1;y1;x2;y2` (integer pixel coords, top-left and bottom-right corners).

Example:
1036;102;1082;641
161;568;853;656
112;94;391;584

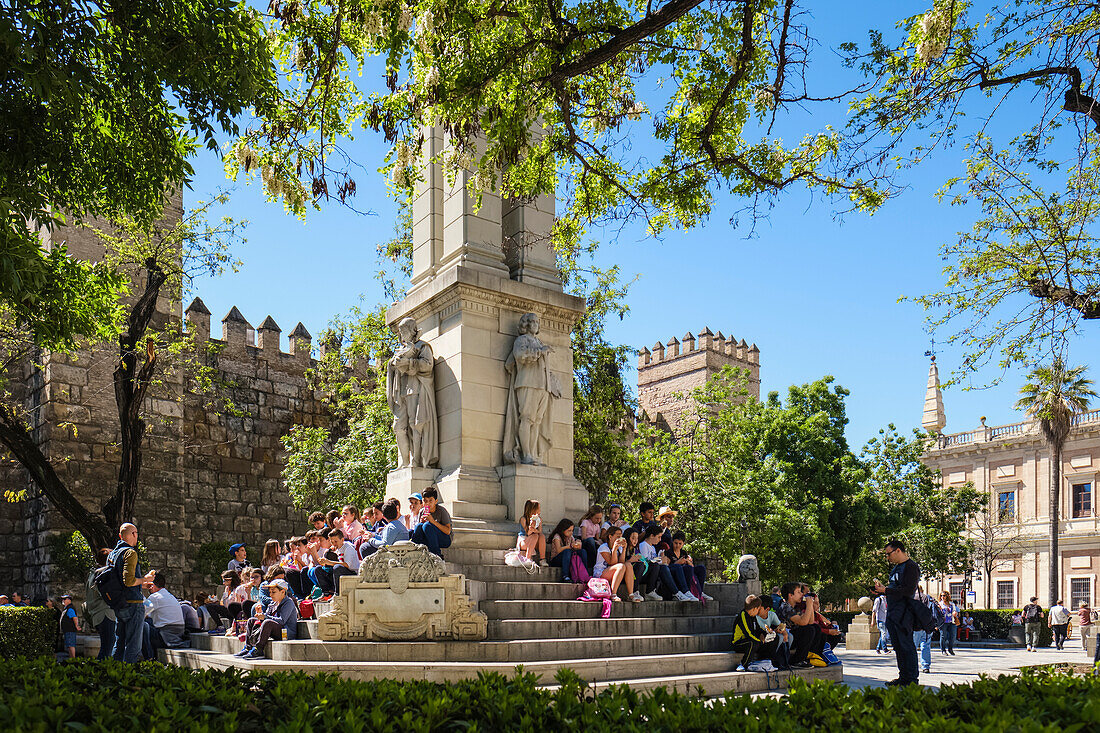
185;297;315;363
637;327;759;369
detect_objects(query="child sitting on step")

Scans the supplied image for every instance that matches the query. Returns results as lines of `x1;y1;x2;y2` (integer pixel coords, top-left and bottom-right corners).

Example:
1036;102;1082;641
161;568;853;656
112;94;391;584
593;526;636;602
548;519;587;583
517;499;548;567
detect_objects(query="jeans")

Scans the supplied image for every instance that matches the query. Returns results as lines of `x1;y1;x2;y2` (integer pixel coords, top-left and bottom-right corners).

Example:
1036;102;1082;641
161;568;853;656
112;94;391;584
411;521;452;557
112;603;147;663
1052;623;1068;649
1025;621;1042;648
887;617;919;682
284;569;312;599
913;629;932;671
580;538;599;572
876;621;890;651
666;564;692;594
549;548;588;581
939;622;956;653
96;618;116;660
788;623;823;665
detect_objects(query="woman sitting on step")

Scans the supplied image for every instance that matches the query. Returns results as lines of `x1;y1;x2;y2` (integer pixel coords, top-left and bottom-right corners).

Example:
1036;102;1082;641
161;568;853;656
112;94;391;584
621;528;650;603
577;505;603;574
593;526;638;602
517;500;549;567
548;519;588;583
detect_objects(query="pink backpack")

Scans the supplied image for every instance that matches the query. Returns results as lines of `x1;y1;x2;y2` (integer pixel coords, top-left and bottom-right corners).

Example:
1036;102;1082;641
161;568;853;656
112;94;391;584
577;577;613;619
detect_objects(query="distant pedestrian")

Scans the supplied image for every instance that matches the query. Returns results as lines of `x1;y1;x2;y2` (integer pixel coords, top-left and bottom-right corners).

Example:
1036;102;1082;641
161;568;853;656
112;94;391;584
1022;597;1044;651
59;595;81;658
873;593;890;654
1048;599;1071;650
872;539;922;686
1079;602;1094;651
938;591;958;656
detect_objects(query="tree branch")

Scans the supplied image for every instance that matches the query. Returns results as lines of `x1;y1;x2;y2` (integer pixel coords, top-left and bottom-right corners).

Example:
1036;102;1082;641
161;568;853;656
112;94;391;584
1026;277;1100;319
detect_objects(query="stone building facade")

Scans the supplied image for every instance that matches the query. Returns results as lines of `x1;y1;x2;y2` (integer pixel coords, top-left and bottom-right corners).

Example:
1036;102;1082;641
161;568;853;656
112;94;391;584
636;329;760;435
920;360;1100;610
0;200;325;599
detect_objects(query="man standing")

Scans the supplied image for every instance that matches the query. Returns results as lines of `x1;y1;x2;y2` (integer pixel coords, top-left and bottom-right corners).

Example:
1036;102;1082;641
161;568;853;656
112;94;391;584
108;523;156;662
1048;598;1071;650
143;572;187;654
1022;596;1044;652
873;539;921;686
872;593;891;654
59;594;81;659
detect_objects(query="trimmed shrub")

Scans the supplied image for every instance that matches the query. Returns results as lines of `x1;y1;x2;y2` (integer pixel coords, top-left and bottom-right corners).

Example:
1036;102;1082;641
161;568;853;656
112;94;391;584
0;659;1095;731
0;608;55;659
970;610;1053;646
46;532;96;584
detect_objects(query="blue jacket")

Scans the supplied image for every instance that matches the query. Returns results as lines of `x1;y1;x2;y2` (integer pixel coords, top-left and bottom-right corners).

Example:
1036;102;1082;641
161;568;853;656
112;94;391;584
263;596;299;639
368;519;410;549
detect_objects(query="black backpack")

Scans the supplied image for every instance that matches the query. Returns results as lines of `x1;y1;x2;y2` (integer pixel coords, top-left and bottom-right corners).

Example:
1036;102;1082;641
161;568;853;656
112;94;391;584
927;597;946;626
93;562;128;611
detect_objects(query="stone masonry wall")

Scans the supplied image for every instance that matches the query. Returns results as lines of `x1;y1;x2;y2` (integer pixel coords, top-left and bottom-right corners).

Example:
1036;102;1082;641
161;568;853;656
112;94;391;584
637;328;760;436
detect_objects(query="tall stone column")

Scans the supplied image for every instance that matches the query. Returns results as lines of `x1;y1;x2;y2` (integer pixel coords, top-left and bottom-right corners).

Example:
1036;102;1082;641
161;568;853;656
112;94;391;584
386;127;587;544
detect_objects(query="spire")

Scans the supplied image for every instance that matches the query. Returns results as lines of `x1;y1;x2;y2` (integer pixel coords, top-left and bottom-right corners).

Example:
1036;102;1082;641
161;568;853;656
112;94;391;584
922;357;946;433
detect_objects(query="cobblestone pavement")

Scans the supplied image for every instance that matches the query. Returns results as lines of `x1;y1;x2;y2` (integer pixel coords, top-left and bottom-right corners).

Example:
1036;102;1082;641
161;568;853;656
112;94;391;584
835;644;1091;690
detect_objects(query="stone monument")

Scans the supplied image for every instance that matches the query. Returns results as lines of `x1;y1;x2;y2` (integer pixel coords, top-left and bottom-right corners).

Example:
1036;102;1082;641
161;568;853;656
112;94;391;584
384;126;588;528
844;596;881;650
736;554;761;595
387;316;439;469
317;542;486;641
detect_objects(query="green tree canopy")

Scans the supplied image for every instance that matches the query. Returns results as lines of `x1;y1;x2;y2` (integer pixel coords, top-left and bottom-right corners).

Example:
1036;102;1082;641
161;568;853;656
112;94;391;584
1;0;276;348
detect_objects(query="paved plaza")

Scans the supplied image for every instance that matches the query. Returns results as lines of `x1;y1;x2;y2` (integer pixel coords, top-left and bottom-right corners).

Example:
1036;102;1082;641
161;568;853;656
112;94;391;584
836;644;1091;690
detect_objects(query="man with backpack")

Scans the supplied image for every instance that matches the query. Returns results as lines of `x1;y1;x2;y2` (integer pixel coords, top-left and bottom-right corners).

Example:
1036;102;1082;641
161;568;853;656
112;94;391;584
102;523;156;662
912;586;940;674
1022;597;1044;652
872;539;922;686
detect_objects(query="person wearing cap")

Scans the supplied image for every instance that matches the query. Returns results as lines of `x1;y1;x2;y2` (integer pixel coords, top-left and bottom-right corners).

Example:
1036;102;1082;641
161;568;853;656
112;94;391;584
235;579;298;660
403;493;424;531
228;543;248;573
656;506;677;549
60;594;81;658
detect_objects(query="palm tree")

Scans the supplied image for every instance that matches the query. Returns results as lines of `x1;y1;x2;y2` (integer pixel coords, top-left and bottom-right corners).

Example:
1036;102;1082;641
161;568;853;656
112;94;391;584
1015;360;1096;605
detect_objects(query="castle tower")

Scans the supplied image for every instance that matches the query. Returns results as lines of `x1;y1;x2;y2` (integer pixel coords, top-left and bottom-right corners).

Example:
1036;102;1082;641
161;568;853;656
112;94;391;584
386;125;587;533
637;329;761;436
922;357;946;433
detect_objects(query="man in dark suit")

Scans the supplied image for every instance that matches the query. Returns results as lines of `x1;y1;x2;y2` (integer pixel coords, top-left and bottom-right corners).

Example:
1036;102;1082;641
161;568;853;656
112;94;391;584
873;538;921;686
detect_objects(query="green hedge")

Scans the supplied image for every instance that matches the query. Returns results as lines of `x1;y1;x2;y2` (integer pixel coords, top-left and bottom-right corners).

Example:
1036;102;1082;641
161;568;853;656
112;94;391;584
831;608;1053;645
0;659;1096;732
0;608;55;660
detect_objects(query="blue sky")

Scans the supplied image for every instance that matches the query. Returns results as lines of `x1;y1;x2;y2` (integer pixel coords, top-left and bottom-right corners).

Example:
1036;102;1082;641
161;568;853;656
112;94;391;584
185;1;1100;449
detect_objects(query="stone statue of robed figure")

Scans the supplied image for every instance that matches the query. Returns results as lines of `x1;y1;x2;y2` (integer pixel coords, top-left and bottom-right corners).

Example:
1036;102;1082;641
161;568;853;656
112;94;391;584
387;317;439;468
503;313;561;466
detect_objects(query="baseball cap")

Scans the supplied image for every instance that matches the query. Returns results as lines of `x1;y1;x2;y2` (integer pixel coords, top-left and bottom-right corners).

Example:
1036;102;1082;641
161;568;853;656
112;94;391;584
264;579;290;591
229;543;246;555
60;594;72;599
409;493;423;501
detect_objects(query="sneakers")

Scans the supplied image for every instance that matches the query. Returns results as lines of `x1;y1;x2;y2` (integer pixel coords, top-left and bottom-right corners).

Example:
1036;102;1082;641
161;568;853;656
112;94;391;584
674;591;691;602
700;592;715;602
538;559;549;568
242;647;265;660
645;590;663;601
629;591;644;602
948;649;955;656
922;667;931;673
735;664;746;672
684;592;701;602
232;646;253;658
309;587;325;601
208;627;225;636
319;594;334;603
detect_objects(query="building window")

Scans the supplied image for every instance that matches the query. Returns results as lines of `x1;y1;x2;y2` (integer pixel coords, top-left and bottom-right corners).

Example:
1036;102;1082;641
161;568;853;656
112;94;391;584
998;490;1016;523
996;581;1015;609
1072;483;1093;518
949;582;966;604
1070;578;1092;609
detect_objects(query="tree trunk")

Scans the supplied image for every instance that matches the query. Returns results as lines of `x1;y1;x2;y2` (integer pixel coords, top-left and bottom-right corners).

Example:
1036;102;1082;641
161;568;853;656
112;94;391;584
1049;443;1062;606
103;258;165;529
0;404;114;551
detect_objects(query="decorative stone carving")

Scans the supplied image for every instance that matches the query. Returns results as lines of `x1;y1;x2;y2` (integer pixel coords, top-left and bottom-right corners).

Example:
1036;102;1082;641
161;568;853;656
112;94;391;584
318;542;487;641
736;554;759;582
387;317;438;468
503;312;561;466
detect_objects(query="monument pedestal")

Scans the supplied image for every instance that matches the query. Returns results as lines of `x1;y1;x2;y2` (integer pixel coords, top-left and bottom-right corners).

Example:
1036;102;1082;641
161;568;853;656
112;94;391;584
498;464;589;523
845;614;880;650
386;467;442;505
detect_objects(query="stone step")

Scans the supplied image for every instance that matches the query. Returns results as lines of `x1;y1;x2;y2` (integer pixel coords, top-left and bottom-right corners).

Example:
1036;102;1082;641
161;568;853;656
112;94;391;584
269;632;730;663
457;564;563;582
442;547;509;566
545;665;844;697
480;599;726;620
449;519;517;550
162;648;746;684
481;580;591;600
451;500;510;521
487;614;736;640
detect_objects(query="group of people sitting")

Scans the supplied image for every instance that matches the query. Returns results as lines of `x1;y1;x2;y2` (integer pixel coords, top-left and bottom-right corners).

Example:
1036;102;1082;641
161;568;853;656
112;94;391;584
514;500;714;603
731;583;843;671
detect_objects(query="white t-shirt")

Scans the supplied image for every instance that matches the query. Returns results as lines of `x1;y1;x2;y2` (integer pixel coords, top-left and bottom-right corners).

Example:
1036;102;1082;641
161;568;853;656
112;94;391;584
600;520;629;531
144;588;185;628
638;541;659;561
335;541;361;572
593;543;612;577
1049;604;1071;625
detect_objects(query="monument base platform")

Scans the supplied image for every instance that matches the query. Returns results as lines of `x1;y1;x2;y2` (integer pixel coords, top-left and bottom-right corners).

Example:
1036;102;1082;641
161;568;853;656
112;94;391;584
845;614;880;650
162;547;844;694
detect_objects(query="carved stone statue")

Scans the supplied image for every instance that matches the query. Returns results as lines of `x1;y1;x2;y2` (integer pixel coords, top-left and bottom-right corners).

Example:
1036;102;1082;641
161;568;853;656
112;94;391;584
736;554;759;583
386;317;438;468
503;313;561;466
